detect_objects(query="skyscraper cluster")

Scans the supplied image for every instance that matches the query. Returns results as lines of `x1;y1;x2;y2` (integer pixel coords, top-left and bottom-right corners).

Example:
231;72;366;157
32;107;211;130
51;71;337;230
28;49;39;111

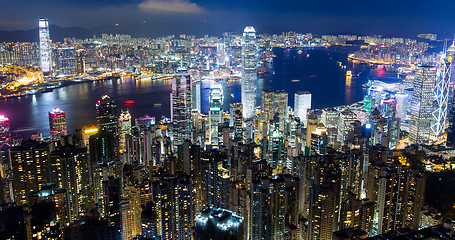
1;25;455;240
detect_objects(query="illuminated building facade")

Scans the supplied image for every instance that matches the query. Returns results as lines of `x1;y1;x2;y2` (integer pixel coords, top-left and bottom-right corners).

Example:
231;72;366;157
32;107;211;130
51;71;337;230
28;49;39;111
49;107;67;139
57;47;76;76
75;49;85;75
216;42;227;67
38;18;52;76
230;103;243;142
395;92;409;121
302;156;341;240
367;163;426;235
294;91;312;127
431;55;452;137
121;184;142;240
250;174;299;239
11;140;50;206
118;110;132;154
203;151;230;209
192;81;202;112
321;107;339;128
0;115;11;144
49;144;91;221
261;90;288;129
241;26;258;119
381;98;400;149
409;65;437;144
337;110;357;145
171;67;192;146
209;85;223;146
153;175;192;240
96;95;118;135
103;177;122;234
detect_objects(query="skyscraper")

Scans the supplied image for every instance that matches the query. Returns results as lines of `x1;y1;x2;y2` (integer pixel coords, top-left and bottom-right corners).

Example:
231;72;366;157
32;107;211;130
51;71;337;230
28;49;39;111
216;42;227;67
294;91;312;127
11;140;50;205
49;144;91;221
96;95;118;134
192;81;201;112
395;92;409;121
261;90;288;127
431;55;452;137
409;65;437;144
230;103;244;142
209;85;223;146
56;47;76;76
38;18;52;76
0;115;11;144
118;110;131;154
49;108;67;139
241;26;258;119
171;67;192;146
75;49;85;75
153;175;192;240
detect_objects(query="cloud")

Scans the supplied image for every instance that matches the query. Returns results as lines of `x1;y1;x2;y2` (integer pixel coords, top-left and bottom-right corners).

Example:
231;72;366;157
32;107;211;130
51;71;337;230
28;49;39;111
138;0;203;13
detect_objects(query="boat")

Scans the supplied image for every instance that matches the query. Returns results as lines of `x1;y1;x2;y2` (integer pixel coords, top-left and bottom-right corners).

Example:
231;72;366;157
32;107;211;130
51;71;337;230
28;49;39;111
298;50;303;54
292;79;300;82
308;75;317;78
346;71;353;77
124;100;135;104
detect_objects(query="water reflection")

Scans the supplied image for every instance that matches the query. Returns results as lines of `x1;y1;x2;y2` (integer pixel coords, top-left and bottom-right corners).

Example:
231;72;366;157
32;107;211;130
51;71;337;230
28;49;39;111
0;48;383;138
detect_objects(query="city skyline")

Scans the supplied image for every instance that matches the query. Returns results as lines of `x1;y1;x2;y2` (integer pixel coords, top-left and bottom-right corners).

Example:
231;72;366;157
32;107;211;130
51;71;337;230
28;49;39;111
1;0;455;39
1;13;455;239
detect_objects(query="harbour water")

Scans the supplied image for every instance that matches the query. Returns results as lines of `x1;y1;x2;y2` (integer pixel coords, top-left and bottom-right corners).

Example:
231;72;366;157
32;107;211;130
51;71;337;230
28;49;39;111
0;48;396;138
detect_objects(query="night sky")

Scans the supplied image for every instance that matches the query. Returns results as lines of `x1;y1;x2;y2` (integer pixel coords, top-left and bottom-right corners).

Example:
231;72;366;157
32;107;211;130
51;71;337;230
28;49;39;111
1;0;455;37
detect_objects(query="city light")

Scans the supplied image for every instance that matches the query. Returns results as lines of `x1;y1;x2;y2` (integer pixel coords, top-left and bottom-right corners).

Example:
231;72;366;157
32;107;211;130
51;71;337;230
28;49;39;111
0;14;454;240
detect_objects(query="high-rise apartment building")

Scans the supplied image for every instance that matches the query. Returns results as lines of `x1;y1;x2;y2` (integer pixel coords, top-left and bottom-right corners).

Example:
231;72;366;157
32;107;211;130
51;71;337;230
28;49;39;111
153;174;192;240
241;26;258;119
49;144;91;221
11;140;50;205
